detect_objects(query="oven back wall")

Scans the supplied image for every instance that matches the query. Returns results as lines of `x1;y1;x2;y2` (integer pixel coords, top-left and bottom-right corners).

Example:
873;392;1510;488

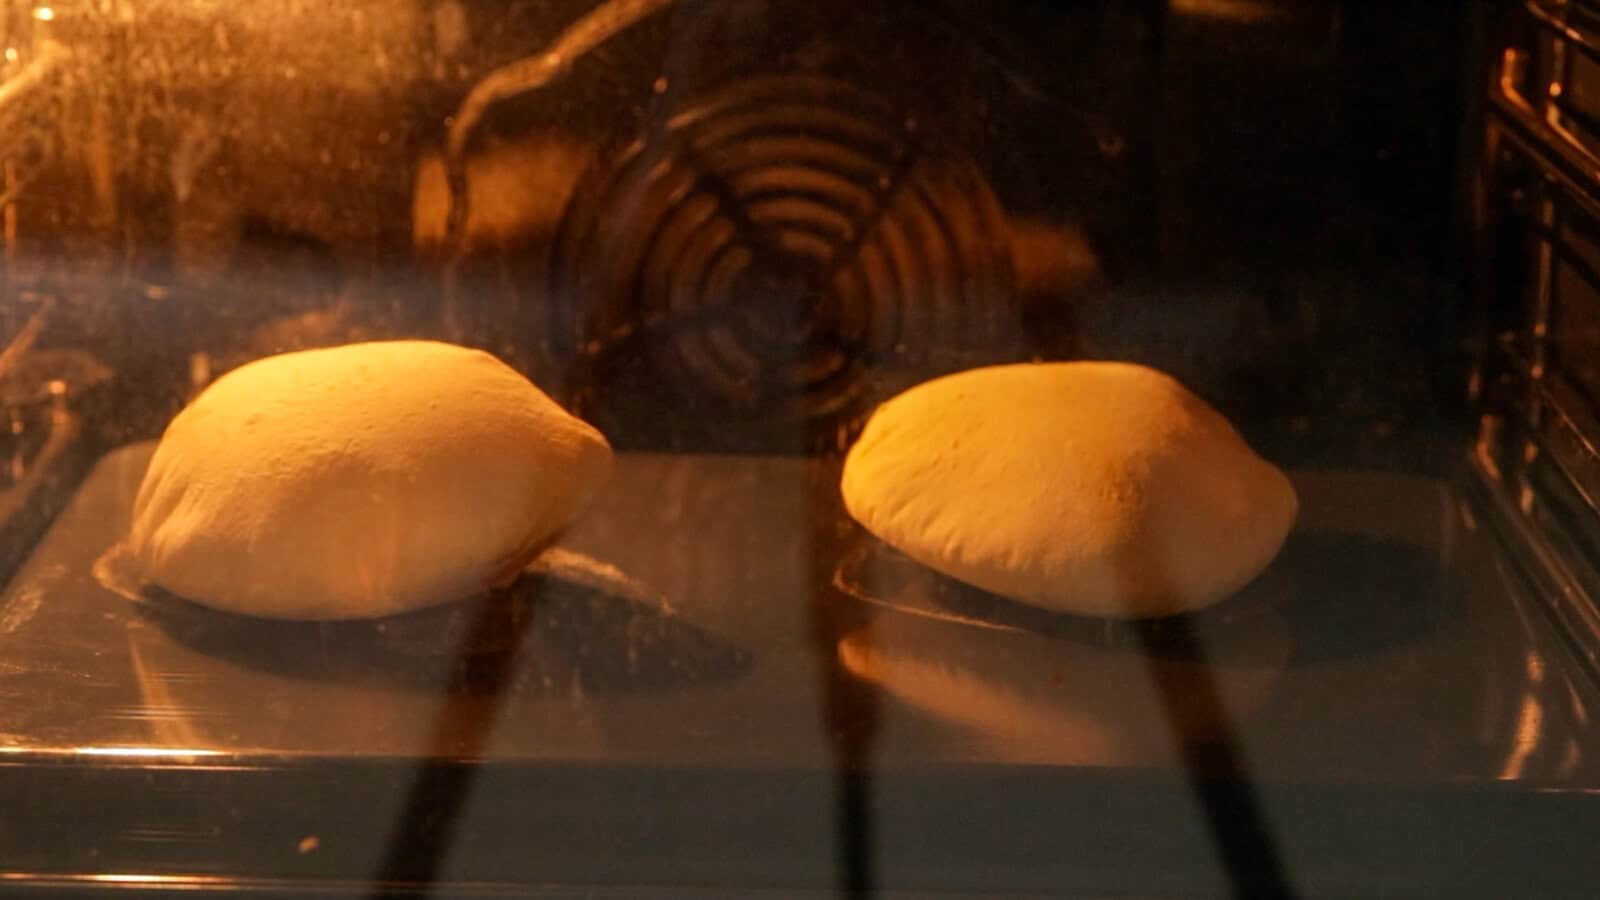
0;0;1478;459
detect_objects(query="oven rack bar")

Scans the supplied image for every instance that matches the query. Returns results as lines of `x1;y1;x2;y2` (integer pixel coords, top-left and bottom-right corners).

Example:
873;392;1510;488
1474;330;1600;688
1503;1;1600;179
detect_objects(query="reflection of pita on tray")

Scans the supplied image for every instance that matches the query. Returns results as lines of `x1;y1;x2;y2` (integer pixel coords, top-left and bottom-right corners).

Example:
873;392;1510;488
834;539;1294;662
831;468;1463;767
96;544;752;697
833;539;1292;766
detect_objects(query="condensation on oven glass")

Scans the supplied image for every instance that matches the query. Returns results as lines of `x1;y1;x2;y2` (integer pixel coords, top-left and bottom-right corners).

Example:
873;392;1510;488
0;1;1597;897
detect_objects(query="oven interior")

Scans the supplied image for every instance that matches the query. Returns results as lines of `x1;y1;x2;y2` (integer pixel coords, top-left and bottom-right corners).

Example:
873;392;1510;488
1;0;1599;896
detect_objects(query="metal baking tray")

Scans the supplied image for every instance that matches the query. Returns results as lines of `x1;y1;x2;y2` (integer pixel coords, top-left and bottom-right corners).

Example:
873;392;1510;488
0;444;1598;895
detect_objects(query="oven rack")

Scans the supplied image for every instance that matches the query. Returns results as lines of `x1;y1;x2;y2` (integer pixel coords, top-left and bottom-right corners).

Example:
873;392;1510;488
1478;20;1600;686
1477;334;1600;682
1508;1;1600;176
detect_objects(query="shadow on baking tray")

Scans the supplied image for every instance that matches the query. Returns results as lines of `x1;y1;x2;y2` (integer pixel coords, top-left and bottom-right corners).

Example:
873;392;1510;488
97;551;753;697
835;529;1461;667
829;528;1462;776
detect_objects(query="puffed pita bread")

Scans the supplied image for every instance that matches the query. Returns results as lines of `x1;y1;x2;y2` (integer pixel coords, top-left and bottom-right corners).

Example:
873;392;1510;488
841;362;1296;618
129;340;612;620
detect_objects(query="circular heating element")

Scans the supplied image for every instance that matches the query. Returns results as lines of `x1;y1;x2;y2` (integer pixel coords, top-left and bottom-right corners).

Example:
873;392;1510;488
549;75;1018;433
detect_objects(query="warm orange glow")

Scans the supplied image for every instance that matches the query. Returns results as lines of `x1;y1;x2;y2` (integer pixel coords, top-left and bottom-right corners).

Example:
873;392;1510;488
70;746;225;759
0;743;228;760
1170;0;1289;24
1499;693;1544;780
0;873;228;888
1499;652;1550;780
0;874;239;887
30;7;53;21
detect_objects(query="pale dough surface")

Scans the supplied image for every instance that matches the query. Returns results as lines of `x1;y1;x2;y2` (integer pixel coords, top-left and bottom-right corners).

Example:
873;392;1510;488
129;340;613;619
841;362;1297;618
